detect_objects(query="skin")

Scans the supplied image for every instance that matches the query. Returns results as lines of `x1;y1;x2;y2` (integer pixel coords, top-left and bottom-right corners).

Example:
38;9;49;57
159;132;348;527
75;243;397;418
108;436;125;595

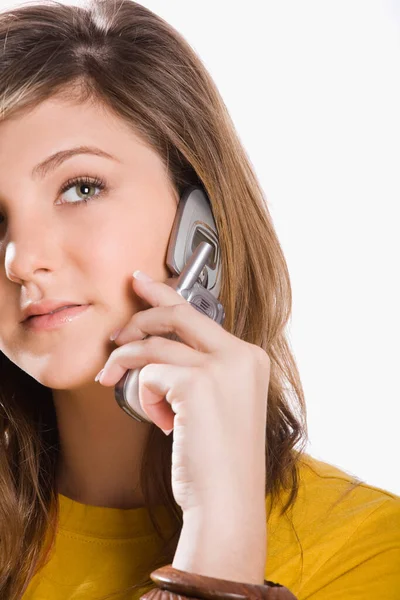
0;94;269;584
0;95;179;509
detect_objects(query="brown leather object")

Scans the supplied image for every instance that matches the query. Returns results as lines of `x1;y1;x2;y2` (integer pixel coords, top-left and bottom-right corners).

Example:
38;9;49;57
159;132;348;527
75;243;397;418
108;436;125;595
140;565;298;599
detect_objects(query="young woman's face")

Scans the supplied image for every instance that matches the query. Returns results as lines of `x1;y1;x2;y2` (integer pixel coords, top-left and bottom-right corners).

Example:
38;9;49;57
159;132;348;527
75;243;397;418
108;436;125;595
0;96;179;389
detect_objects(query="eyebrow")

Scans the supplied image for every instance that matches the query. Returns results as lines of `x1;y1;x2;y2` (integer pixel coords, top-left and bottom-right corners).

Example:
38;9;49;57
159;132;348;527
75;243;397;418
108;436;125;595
31;145;120;179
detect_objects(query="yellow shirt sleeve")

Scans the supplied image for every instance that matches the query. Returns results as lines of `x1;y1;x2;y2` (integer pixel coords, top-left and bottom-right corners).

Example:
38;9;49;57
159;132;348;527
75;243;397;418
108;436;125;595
265;454;400;599
301;498;400;599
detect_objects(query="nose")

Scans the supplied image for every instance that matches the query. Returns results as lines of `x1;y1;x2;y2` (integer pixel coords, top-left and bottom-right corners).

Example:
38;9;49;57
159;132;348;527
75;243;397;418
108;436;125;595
4;216;59;284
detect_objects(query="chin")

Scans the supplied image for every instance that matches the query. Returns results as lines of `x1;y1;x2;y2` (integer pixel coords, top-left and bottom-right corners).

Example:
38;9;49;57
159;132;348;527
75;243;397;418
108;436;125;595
16;357;101;391
6;335;112;390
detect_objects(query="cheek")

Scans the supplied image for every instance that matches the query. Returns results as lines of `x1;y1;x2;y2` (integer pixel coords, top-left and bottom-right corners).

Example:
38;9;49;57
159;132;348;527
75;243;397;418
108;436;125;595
82;230;142;282
80;223;150;314
76;199;176;310
88;211;170;276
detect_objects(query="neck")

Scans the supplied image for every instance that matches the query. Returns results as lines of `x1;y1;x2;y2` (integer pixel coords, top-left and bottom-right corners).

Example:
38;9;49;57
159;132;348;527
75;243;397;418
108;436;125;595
52;383;153;509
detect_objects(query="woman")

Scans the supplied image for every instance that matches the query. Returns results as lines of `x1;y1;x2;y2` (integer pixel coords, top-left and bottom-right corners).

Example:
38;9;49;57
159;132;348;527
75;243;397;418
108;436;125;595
0;0;398;599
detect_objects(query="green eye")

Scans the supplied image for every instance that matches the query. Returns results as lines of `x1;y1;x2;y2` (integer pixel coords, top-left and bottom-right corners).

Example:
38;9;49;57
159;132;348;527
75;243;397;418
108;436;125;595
59;175;106;205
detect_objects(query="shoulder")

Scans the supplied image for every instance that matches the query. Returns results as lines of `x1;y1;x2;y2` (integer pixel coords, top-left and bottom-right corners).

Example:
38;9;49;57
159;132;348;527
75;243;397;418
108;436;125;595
292;452;399;544
269;451;399;525
297;451;398;508
266;453;400;598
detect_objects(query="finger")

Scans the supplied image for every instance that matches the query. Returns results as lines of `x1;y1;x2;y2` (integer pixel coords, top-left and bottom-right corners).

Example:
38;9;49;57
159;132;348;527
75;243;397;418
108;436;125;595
132;274;190;309
139;363;193;431
114;304;224;354
97;335;204;388
117;278;229;354
139;381;175;434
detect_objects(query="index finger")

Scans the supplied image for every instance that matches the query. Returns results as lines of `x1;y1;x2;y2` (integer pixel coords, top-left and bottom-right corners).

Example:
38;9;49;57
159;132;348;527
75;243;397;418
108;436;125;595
130;273;229;353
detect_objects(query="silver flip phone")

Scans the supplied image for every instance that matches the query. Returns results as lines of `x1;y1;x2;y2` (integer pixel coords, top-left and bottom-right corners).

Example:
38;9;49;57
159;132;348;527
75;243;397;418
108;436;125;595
114;185;225;423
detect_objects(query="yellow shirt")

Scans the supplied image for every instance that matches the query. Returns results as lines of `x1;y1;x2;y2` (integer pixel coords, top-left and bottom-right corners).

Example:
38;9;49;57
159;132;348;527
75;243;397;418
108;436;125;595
23;453;400;599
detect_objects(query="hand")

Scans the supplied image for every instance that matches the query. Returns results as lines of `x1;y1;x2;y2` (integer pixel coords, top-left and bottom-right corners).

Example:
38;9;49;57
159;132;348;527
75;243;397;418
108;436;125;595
96;271;271;516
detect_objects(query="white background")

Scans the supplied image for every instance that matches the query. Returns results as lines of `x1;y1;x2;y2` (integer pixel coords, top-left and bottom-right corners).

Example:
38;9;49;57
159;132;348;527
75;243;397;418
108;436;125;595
3;0;400;494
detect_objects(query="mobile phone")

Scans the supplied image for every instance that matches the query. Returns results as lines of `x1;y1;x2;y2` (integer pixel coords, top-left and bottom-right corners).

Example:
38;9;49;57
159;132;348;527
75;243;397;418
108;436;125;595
114;185;225;423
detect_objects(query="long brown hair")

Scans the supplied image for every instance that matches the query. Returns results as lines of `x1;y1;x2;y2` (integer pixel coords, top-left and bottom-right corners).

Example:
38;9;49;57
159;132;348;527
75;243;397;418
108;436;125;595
0;1;308;597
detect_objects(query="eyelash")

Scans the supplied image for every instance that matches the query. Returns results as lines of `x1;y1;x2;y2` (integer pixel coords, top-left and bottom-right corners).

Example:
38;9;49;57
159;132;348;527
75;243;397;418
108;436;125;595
58;174;107;205
0;175;107;228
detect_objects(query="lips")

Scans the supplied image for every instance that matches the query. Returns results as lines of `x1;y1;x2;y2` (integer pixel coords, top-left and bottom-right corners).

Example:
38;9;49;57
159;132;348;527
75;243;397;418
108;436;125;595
22;304;91;331
26;304;80;319
21;299;85;322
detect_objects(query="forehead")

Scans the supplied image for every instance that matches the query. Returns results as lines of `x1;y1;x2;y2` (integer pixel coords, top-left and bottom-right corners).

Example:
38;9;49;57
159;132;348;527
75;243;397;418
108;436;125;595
0;95;144;151
0;95;162;185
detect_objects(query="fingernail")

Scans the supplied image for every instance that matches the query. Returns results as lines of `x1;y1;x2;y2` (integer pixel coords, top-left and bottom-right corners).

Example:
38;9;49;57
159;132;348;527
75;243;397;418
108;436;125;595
110;328;121;341
95;368;105;383
133;270;153;282
162;428;173;436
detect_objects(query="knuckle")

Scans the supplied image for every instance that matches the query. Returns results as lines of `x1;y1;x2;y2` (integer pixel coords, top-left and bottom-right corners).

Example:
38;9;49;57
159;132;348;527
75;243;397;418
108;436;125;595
238;341;257;361
256;346;271;368
125;313;143;336
141;335;160;350
171;302;191;320
248;342;270;366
